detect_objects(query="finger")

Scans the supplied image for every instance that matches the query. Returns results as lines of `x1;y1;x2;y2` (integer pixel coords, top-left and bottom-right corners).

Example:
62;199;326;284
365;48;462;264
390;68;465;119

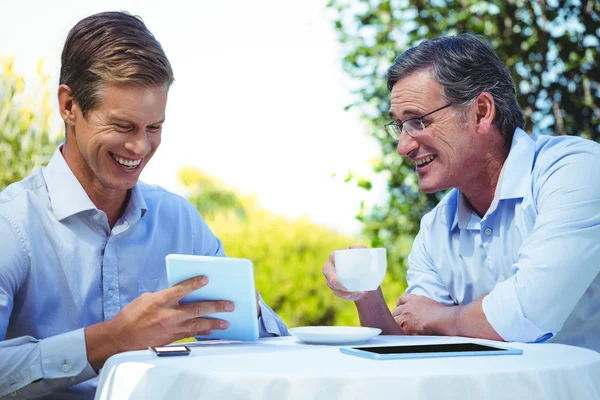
396;293;413;307
180;300;234;318
328;251;336;264
184;318;229;337
393;315;402;327
322;260;346;291
322;259;336;278
391;306;402;317
165;276;208;303
394;317;414;335
328;244;367;264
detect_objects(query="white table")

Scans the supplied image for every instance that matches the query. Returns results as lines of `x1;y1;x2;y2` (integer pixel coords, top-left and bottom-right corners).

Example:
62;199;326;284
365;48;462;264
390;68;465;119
95;335;600;400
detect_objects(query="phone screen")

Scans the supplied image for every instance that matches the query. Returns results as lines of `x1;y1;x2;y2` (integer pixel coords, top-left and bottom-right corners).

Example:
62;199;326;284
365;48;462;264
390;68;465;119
151;345;191;356
353;343;508;354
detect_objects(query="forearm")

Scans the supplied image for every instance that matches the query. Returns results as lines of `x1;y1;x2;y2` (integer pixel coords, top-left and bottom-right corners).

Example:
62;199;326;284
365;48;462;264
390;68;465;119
0;330;97;397
434;295;503;340
355;288;405;335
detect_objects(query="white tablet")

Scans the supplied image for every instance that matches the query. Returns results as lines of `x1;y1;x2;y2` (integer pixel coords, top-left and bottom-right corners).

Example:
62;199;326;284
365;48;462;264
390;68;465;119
340;342;523;360
165;254;259;341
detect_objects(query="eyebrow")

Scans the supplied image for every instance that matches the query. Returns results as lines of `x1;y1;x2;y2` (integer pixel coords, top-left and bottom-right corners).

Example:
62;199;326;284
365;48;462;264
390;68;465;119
388;108;423;121
108;117;165;126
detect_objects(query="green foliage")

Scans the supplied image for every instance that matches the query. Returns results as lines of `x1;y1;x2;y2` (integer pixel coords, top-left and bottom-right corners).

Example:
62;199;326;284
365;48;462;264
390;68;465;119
0;57;61;191
326;0;600;277
180;168;407;328
179;167;246;219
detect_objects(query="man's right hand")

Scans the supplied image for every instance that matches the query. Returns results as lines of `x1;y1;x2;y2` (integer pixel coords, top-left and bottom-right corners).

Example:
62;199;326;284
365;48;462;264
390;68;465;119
84;276;233;371
322;245;372;302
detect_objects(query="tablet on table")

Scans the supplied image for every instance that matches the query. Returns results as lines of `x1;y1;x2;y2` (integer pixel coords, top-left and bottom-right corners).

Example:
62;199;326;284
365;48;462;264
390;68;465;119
340;342;523;360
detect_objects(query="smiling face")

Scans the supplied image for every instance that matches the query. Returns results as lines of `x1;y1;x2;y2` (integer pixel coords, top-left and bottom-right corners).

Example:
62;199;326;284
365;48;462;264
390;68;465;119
61;82;167;203
389;71;480;194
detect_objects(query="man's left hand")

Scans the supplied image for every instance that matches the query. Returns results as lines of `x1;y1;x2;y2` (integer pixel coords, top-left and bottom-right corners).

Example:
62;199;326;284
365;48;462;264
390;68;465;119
392;293;452;335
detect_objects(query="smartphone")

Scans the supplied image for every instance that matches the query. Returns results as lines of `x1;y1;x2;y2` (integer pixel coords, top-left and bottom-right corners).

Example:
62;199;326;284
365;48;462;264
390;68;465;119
340;342;523;360
150;345;191;357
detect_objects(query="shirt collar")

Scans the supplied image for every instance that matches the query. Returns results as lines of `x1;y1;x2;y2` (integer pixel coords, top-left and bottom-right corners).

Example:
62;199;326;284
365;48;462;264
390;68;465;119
496;127;535;200
43;146;148;222
44;146;97;221
451;128;535;230
123;182;148;224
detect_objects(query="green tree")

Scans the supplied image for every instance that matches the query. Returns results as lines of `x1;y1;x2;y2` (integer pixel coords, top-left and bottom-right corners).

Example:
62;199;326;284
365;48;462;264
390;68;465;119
327;0;600;278
0;57;61;191
179;167;407;327
179;167;246;219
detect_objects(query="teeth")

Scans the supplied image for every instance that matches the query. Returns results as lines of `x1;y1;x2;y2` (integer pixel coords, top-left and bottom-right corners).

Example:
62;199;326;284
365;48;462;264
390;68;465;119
111;154;142;168
414;155;435;167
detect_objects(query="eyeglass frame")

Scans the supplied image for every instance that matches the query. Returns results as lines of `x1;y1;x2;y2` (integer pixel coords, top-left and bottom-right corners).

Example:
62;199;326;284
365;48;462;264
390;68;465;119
384;102;454;141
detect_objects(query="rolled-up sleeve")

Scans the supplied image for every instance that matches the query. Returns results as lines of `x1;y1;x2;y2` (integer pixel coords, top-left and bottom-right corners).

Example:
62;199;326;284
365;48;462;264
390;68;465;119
483;145;600;343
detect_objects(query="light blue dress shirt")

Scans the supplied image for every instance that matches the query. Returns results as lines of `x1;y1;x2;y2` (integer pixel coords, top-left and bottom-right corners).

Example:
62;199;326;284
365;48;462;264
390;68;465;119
0;147;289;399
406;128;600;352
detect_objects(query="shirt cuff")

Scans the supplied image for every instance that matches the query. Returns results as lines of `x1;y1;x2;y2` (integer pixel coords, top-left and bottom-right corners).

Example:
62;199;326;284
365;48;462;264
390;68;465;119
256;295;289;337
482;278;551;343
39;328;97;388
3;329;97;398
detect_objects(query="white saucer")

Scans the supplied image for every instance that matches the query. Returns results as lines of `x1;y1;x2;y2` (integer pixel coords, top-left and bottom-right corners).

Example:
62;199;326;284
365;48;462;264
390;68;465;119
289;326;382;345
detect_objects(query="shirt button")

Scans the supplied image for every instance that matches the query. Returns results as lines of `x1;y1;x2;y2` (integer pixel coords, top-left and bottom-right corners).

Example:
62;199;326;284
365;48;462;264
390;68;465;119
108;290;114;298
62;363;70;372
484;228;493;236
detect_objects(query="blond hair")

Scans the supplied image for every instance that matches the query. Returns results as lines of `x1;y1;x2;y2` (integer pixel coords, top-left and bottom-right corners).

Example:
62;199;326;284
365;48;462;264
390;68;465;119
59;11;174;115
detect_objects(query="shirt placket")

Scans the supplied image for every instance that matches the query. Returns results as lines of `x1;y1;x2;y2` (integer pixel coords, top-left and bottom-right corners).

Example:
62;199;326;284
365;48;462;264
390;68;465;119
101;219;131;321
480;215;503;283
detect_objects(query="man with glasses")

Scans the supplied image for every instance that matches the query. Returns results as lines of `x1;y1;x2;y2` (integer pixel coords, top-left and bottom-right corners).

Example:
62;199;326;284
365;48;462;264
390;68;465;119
323;34;600;352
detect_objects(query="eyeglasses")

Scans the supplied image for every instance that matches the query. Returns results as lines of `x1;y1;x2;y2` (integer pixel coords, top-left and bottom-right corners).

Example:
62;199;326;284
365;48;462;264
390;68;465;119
384;102;454;141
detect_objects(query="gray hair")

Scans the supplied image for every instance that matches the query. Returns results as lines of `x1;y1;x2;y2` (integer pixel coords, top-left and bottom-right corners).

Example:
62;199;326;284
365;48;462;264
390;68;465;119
387;34;524;147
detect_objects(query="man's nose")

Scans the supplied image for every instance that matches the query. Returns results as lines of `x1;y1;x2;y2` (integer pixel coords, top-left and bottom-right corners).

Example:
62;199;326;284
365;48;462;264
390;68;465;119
124;129;149;155
396;132;419;157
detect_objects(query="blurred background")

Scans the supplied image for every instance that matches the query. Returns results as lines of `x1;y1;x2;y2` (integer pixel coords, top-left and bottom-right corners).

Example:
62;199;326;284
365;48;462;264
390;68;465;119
1;0;598;328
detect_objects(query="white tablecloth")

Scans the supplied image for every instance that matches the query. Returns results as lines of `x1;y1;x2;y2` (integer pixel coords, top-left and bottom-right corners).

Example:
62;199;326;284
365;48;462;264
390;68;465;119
95;335;600;400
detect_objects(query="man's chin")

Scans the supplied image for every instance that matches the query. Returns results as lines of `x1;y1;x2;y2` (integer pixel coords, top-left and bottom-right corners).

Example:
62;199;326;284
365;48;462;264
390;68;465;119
418;182;445;194
102;177;139;192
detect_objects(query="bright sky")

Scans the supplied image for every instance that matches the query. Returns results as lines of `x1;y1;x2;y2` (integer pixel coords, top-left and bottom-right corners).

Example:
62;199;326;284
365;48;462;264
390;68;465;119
0;0;383;235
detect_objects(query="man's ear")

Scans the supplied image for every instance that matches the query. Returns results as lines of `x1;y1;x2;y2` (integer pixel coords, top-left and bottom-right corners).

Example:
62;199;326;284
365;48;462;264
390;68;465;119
58;84;77;127
474;92;496;135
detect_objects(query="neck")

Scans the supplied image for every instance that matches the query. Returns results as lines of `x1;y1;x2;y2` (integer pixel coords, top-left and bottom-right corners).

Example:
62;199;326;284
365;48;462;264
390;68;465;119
61;142;128;228
460;145;509;217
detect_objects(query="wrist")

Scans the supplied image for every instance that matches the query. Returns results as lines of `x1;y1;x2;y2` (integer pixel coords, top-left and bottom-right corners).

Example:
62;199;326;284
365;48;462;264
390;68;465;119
435;305;461;336
84;319;123;371
354;287;384;306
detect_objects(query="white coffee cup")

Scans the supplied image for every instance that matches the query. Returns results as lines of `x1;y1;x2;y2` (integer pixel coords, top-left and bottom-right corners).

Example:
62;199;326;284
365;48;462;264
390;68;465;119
334;247;387;292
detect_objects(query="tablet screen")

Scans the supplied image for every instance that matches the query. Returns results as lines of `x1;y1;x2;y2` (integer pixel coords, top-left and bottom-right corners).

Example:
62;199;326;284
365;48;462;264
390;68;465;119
353;343;508;354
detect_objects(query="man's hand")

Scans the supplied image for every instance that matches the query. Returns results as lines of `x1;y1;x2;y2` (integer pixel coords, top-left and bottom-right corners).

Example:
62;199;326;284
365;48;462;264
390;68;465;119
391;293;453;335
322;245;372;302
85;276;234;371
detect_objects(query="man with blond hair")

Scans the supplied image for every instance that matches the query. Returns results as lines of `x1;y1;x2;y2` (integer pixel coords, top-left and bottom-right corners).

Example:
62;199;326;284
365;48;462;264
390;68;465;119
0;11;287;399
